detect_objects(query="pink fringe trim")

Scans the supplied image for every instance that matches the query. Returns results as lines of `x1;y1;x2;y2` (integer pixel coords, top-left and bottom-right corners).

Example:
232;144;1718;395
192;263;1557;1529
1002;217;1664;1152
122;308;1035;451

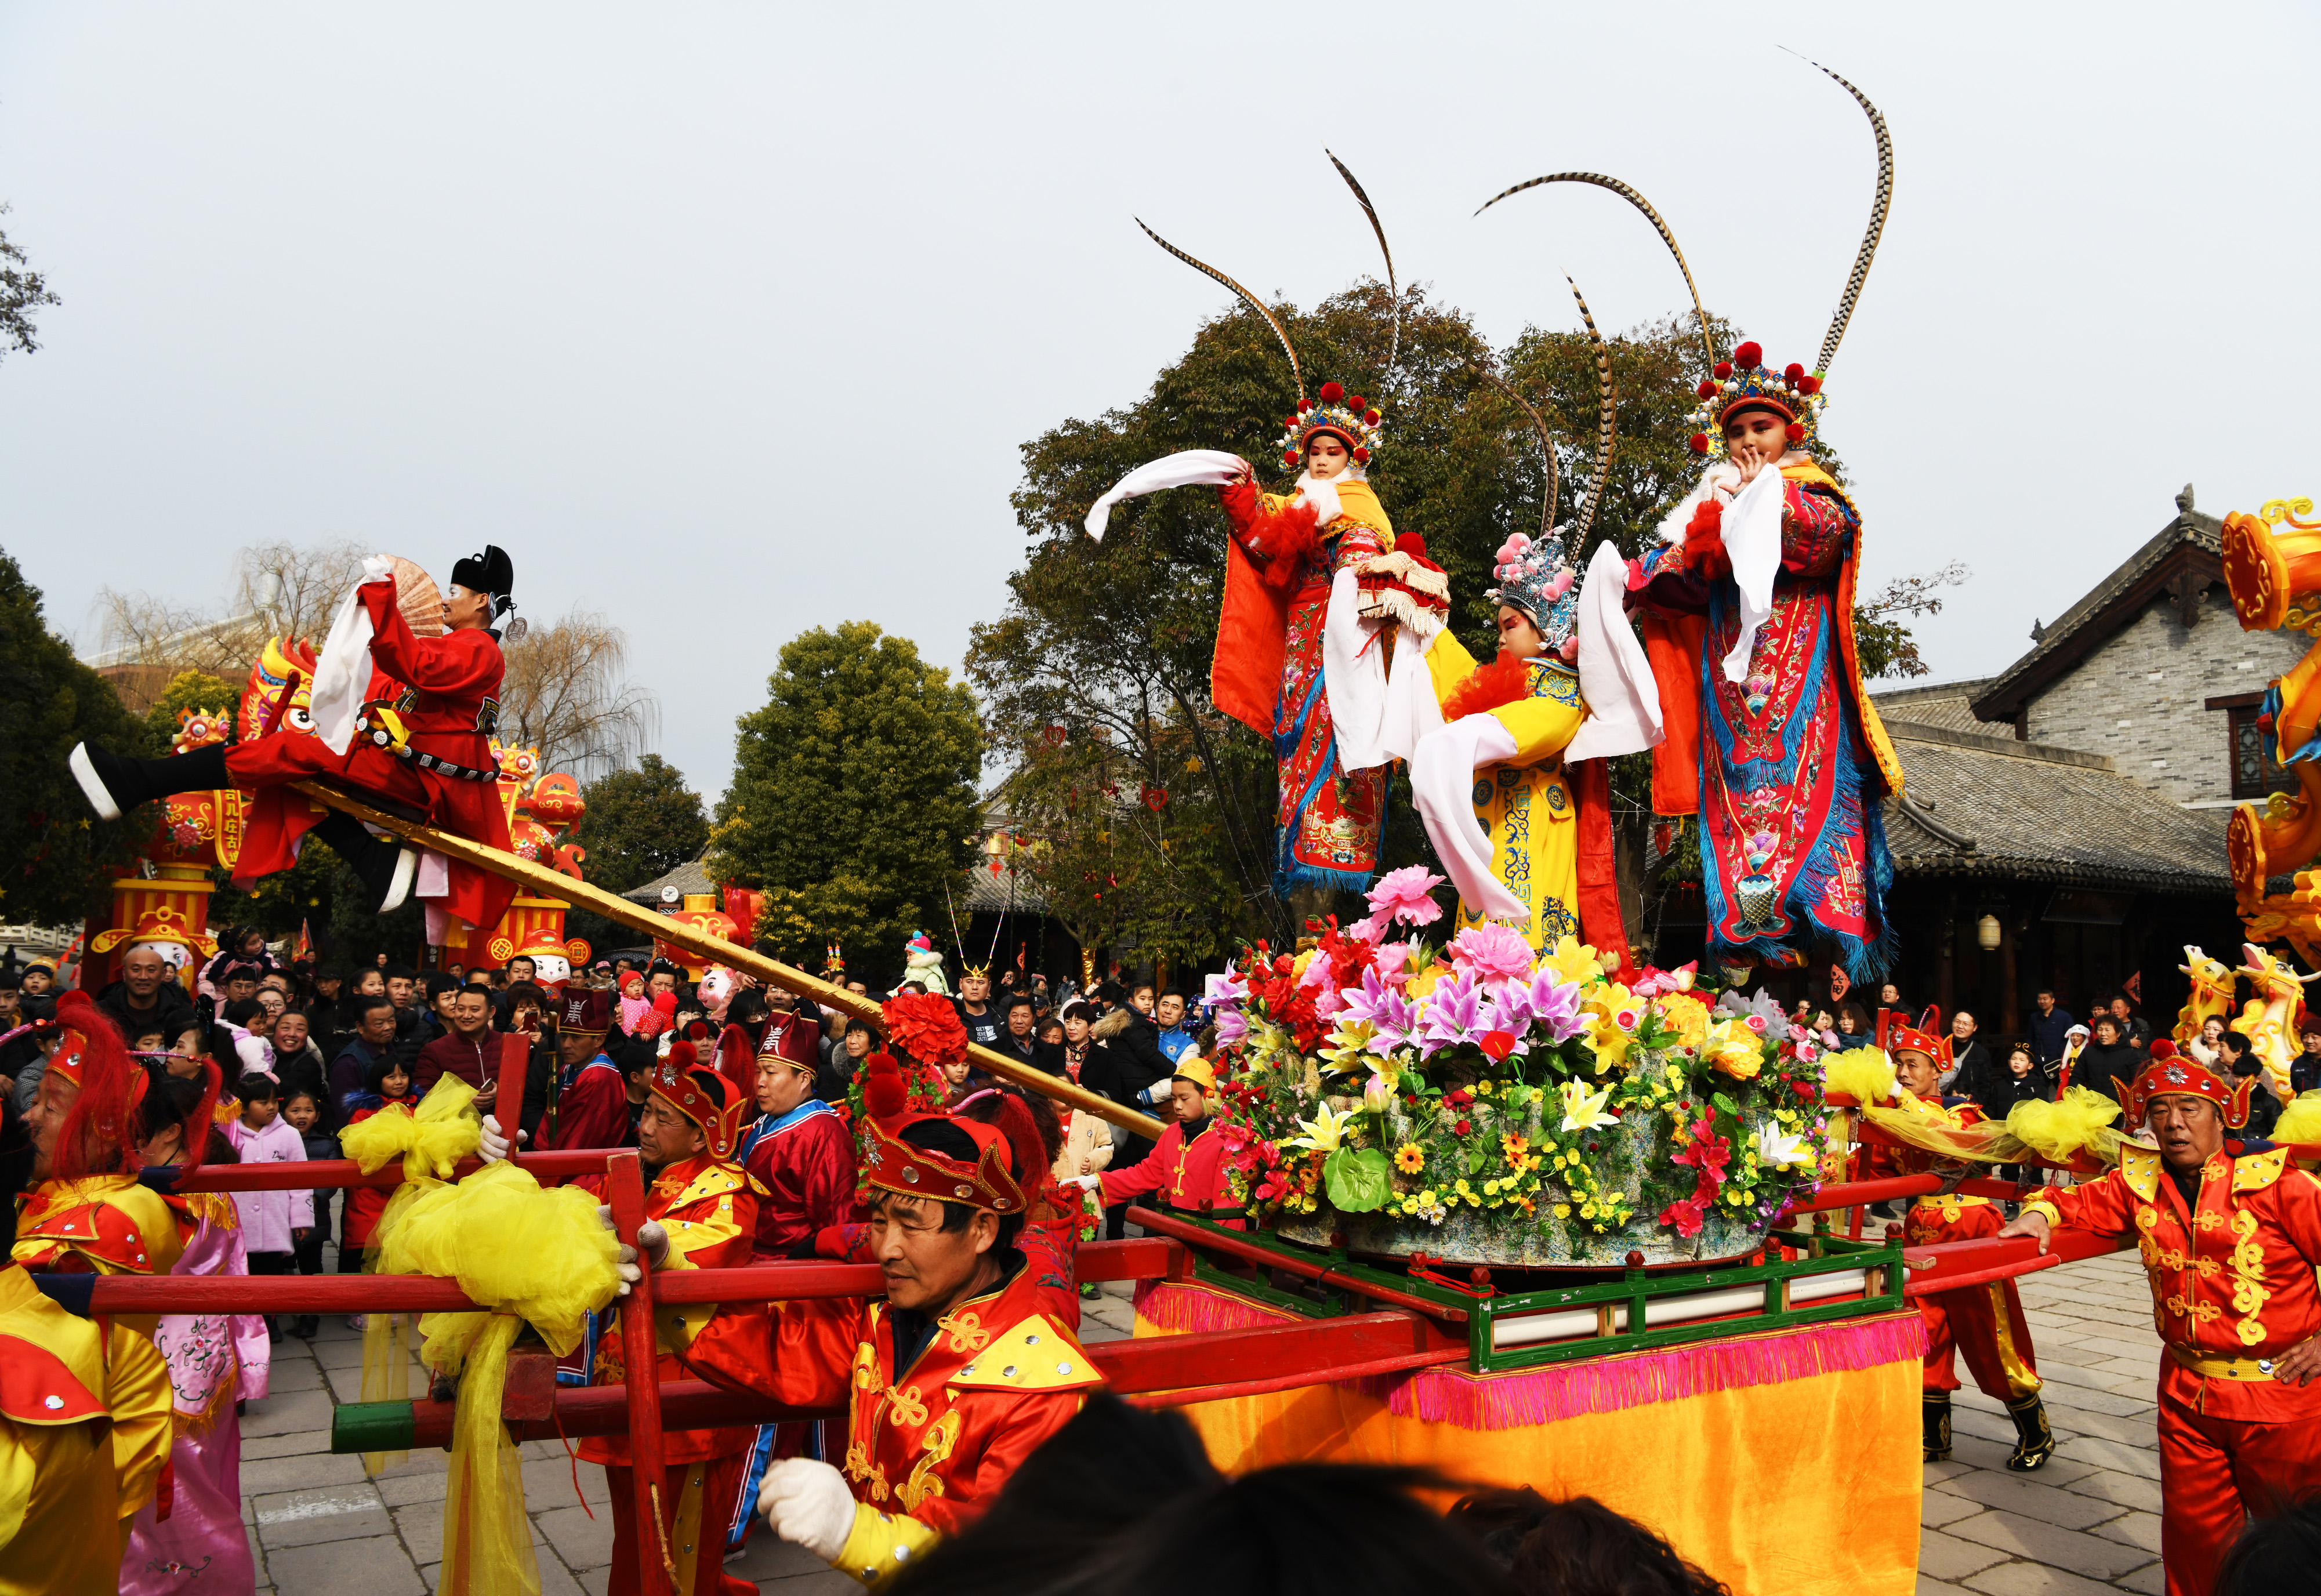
1133;1279;1300;1336
1380;1313;1929;1431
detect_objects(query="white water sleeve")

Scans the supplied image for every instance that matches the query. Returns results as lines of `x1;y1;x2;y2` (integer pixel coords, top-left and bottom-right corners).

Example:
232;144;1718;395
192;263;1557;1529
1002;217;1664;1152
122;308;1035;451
1083;449;1248;539
1566;540;1664;763
1718;465;1788;684
1410;715;1524;920
309;556;392;754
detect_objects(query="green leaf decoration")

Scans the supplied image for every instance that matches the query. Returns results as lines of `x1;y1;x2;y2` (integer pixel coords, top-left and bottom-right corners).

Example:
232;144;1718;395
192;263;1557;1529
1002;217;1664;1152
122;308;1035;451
1324;1147;1395;1213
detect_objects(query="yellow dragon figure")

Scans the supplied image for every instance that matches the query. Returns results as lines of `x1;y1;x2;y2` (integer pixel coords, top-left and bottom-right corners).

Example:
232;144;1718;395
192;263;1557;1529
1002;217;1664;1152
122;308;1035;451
2176;945;2238;1048
2230;941;2320;1101
237;634;321;742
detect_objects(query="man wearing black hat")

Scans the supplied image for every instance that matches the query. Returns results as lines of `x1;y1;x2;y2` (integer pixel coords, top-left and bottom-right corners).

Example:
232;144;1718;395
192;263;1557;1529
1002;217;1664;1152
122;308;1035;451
68;548;523;933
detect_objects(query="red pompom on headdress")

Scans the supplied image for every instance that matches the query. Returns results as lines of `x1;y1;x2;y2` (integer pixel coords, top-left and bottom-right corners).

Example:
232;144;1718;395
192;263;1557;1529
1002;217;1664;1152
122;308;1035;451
1733;340;1763;368
862;1052;908;1123
1318;380;1344;403
48;989;151;1183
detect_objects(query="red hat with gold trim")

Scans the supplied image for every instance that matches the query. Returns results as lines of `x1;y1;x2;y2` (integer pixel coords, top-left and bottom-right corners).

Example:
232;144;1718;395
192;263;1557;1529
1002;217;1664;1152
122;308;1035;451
1884;1005;1943;1062
645;1042;748;1162
2120;1040;2253;1130
862;1113;1027;1215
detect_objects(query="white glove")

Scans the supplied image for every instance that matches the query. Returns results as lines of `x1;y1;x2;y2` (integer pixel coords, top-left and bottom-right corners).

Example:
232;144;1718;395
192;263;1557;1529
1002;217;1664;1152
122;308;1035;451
1068;1173;1103;1193
760;1457;857;1561
598;1207;670;1296
477;1113;525;1165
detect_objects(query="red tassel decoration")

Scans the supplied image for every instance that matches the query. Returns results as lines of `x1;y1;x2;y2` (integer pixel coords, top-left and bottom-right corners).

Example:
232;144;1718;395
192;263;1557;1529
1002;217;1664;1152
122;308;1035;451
1442;648;1538;720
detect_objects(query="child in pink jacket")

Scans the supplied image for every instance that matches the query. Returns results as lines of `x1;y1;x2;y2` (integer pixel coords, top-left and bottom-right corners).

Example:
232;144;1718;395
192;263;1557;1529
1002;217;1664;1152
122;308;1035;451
222;1072;314;1341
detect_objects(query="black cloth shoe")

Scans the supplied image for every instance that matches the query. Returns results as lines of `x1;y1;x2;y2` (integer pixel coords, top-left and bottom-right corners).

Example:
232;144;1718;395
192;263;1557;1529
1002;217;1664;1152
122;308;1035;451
1923;1392;1952;1463
311;812;418;915
2004;1392;2054;1471
70;740;231;821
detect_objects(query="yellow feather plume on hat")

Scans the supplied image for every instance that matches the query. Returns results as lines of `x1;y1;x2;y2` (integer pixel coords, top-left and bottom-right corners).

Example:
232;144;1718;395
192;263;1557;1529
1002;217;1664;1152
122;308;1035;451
1823;1046;1895;1107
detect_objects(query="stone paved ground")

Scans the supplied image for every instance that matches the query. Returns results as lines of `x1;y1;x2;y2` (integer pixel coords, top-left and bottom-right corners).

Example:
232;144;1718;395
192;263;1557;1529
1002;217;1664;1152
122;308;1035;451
236;1243;2155;1594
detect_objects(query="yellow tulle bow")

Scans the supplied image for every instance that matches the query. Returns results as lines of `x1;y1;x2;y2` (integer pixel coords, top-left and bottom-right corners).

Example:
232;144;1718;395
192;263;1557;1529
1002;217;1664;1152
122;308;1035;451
348;1076;482;1476
1822;1046;1896;1108
2273;1089;2321;1148
2006;1086;2123;1166
379;1160;623;1596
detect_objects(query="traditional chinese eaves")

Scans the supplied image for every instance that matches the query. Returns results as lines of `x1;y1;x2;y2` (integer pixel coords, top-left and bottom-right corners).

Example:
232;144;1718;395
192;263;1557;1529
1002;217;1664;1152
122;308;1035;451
618;854;721;906
1878;720;2229;893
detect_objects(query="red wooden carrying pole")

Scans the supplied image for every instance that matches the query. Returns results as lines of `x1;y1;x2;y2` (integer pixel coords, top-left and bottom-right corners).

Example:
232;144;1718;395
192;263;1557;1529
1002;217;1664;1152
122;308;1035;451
376;1310;1457;1446
607;1151;676;1596
495;1032;528;1153
1899;1226;2126;1297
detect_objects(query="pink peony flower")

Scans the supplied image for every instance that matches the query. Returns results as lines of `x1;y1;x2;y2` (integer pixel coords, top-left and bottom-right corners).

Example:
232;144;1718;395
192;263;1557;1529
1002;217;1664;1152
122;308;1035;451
1365;865;1445;930
1448;923;1535;988
1373;942;1414;977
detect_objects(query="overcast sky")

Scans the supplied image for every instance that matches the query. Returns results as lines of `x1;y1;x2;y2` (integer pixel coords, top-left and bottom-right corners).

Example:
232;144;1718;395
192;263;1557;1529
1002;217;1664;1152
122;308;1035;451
3;3;2315;804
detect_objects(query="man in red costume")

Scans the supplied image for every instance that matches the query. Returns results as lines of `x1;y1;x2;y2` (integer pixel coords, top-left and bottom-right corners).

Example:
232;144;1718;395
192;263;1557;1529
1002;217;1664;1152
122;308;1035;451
70;547;520;934
715;987;819;1104
721;1007;864;1554
677;1086;1101;1586
2000;1054;2321;1596
542;986;634;1154
1864;1015;2051;1470
577;1043;761;1596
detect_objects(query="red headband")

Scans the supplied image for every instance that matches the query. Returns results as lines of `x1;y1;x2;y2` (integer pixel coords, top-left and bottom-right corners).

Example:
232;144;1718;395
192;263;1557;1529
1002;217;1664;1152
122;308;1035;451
864;1113;1025;1215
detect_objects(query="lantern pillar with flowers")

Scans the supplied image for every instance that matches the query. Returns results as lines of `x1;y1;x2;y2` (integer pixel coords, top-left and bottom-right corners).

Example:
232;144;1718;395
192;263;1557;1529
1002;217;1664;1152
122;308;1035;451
83;706;235;995
444;750;593;974
2219;495;2321;962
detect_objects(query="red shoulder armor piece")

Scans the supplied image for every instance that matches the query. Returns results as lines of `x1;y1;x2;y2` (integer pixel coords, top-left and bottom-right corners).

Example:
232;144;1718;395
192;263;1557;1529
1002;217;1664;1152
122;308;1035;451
0;1332;105;1424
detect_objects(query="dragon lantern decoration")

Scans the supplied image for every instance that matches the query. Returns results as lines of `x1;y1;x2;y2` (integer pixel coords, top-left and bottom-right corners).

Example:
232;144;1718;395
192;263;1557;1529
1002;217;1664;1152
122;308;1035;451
2219;496;2321;962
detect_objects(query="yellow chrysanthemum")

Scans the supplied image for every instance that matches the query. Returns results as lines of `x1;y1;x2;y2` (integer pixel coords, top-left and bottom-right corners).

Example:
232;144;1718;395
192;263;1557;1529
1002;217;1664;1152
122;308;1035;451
1656;991;1711;1052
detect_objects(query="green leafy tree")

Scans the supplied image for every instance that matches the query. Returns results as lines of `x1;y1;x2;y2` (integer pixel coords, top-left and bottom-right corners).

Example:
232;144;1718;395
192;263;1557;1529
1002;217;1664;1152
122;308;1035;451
573;755;710;894
0;549;158;924
0;208;60;360
708;623;981;975
144;670;241;746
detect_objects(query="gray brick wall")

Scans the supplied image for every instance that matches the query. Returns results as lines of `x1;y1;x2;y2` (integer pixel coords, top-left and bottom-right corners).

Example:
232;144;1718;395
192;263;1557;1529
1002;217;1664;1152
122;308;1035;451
2024;587;2307;804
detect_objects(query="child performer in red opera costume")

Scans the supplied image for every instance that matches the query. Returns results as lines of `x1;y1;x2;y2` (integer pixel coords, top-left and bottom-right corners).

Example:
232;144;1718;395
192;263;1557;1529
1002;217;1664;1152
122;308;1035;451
1072;1055;1237;1228
68;546;524;938
1999;1055;2321;1596
676;1067;1102;1586
1860;1014;2051;1471
575;1045;763;1596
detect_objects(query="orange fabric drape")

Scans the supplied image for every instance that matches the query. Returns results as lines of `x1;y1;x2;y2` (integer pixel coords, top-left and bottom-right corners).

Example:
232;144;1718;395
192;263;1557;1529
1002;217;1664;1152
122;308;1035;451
1642;610;1706;818
1211;536;1292;739
1571;759;1630;973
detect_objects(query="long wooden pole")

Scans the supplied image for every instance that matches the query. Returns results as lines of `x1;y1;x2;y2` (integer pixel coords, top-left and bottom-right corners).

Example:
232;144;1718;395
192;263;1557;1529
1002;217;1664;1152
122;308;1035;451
292;781;1168;1140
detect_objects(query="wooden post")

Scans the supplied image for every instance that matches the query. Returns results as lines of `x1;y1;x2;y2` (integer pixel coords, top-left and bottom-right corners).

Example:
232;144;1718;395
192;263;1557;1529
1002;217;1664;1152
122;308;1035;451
286;782;1167;1142
607;1151;676;1596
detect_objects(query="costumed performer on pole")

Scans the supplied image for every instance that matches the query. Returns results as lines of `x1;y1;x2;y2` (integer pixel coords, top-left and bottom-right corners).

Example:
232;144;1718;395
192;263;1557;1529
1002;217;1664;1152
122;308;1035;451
1481;68;1905;978
121;1073;269;1596
5;995;182;1591
70;546;524;937
1083;166;1441;899
1852;1012;2051;1470
675;1060;1102;1587
1399;282;1661;963
1999;1055;2321;1596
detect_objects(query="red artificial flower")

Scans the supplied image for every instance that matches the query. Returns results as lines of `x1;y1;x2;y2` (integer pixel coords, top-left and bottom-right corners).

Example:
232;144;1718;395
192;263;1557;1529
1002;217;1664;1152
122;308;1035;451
1445;1087;1474;1108
1455;1118;1472;1136
882;991;970;1070
1479;1031;1517;1063
1660;1196;1707;1239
